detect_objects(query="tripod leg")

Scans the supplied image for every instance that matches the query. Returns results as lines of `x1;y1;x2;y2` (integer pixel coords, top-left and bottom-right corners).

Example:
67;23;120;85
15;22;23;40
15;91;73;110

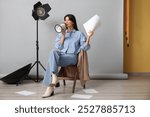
30;61;37;70
38;61;46;71
27;61;38;82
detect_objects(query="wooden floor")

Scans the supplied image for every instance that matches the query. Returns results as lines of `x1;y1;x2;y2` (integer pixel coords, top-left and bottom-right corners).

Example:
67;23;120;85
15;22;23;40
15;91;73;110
0;77;150;100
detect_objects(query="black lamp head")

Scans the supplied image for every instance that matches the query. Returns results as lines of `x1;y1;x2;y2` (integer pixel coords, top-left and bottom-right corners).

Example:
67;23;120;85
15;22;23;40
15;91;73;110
32;1;51;20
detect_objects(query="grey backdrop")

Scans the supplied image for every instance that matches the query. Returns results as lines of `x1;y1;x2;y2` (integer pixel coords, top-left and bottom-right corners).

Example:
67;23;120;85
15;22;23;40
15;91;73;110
0;0;127;79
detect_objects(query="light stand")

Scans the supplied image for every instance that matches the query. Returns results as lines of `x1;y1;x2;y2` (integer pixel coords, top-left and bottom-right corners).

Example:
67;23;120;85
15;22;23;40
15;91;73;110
30;1;51;82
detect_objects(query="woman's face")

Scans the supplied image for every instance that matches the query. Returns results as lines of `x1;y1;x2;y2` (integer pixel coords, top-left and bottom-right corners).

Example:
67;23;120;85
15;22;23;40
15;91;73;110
64;16;74;28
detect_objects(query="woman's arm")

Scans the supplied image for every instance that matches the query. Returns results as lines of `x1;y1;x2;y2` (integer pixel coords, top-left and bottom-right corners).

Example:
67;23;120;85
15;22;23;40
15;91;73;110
80;31;94;51
55;29;66;49
85;31;94;45
59;29;66;45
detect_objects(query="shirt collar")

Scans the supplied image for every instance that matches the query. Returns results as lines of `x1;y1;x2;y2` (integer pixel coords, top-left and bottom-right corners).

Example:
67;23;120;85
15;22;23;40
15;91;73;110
66;29;76;33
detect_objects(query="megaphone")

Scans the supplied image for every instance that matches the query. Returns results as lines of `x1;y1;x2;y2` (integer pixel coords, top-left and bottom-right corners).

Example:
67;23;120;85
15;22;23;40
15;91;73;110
54;23;66;33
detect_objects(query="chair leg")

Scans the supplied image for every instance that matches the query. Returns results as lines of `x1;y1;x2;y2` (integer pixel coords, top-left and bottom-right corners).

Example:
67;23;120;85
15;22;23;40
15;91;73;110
72;80;76;93
63;79;66;86
72;71;78;93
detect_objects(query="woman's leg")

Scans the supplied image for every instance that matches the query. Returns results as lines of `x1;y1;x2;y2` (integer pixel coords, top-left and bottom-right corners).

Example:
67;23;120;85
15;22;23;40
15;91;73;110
42;49;77;98
42;49;61;98
58;53;77;67
43;49;61;86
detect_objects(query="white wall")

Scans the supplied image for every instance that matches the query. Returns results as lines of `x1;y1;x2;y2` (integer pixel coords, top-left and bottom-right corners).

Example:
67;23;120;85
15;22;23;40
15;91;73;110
0;0;127;79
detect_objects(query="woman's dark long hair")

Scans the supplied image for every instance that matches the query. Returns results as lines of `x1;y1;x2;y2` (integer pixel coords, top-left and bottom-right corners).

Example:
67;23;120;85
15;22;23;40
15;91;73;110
64;14;79;31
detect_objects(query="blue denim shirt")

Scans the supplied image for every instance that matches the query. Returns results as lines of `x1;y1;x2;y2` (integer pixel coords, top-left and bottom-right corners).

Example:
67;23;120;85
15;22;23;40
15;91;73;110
55;29;90;54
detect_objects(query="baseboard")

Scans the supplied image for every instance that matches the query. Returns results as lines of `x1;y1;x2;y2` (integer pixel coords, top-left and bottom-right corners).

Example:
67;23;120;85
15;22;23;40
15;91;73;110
1;73;128;80
90;73;128;80
127;72;150;77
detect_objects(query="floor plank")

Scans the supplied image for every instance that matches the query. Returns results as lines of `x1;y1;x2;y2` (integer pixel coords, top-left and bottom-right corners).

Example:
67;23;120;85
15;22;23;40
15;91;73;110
0;77;150;100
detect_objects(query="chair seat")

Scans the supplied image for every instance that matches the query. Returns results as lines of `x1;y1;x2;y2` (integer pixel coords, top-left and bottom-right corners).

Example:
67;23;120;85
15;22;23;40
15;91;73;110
58;65;78;76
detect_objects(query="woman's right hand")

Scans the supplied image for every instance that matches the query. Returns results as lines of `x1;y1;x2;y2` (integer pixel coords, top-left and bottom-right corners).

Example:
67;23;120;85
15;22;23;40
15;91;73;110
61;29;66;36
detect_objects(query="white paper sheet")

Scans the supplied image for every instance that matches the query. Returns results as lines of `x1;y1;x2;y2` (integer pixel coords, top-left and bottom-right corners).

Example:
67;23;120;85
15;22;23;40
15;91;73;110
16;90;36;96
83;14;100;35
71;94;92;99
82;89;98;94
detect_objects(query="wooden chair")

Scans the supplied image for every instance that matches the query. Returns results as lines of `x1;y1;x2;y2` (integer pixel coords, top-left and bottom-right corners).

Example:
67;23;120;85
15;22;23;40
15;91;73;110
57;50;89;93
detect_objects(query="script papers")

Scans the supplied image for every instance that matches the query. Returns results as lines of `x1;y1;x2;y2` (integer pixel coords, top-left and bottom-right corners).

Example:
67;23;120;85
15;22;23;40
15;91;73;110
83;14;100;36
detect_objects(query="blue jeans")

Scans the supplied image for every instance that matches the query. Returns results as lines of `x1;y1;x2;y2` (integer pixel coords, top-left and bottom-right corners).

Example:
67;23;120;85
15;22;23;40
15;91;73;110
43;49;77;86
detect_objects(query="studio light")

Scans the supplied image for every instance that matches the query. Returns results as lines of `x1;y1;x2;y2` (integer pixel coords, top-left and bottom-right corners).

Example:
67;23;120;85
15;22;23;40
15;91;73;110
32;1;51;20
30;1;51;82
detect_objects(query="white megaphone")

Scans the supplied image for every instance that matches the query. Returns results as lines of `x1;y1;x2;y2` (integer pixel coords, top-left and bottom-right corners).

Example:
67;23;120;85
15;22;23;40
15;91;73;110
54;23;66;33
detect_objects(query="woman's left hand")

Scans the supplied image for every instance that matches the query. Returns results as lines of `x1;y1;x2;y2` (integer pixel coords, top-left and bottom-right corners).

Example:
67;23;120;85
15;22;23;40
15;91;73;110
86;30;94;44
88;30;94;38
